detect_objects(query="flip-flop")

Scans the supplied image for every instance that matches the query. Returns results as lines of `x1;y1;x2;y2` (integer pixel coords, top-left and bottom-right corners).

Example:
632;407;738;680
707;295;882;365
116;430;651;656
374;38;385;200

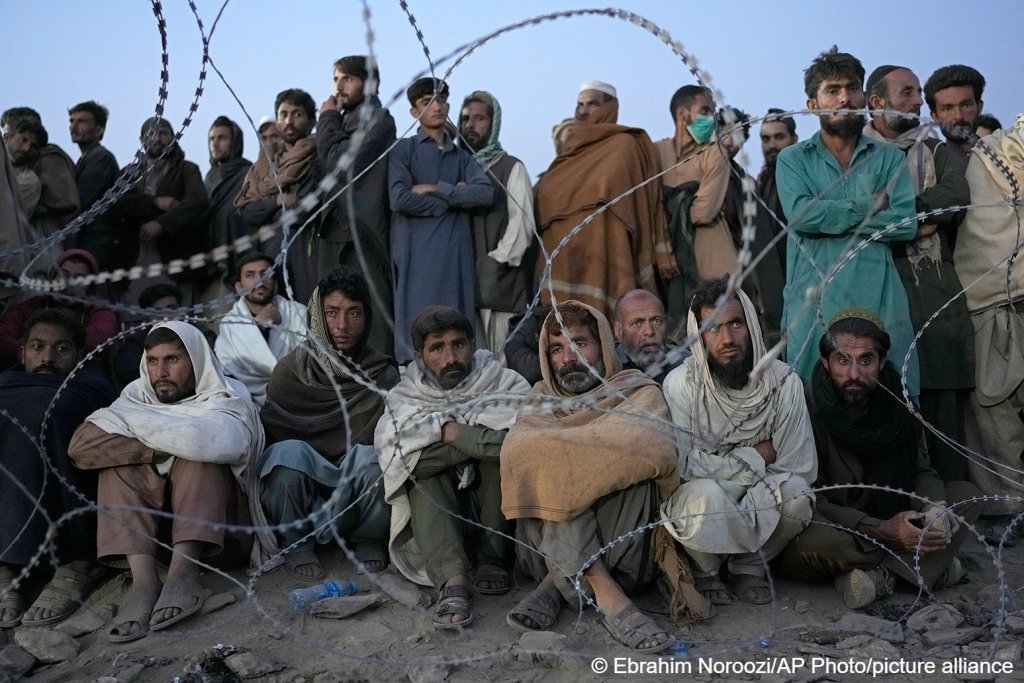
601;603;672;654
22;562;108;626
695;574;733;605
109;589;161;643
506;585;560;632
432;582;474;631
149;580;211;632
474;563;511;595
284;548;326;582
731;573;773;605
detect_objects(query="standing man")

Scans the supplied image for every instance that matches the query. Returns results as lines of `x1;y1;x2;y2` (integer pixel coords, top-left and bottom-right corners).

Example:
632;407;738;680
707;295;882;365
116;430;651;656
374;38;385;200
69;101;120;270
387;78;493;364
863;65;974;481
459;90;537;357
776;47;919;396
924;65;986;172
2;110;80;267
316;56;397;356
656;86;736;282
214;252;308;406
203;115;252;300
536;81;673;323
235;89;321;303
754;108;799;344
69;322;262;642
112;116;209;304
955;114;1024;541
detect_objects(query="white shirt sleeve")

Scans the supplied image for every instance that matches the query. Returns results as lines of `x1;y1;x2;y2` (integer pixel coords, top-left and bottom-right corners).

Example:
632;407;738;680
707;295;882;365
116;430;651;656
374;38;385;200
487;160;535;267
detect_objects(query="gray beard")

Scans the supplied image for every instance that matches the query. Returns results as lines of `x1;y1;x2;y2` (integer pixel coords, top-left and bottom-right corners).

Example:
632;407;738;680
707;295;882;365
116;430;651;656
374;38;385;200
624;340;666;369
554;358;605;394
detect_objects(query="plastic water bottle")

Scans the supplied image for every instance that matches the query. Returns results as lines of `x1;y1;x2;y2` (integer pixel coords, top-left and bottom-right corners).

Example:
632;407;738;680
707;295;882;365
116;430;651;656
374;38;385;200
288;580;359;613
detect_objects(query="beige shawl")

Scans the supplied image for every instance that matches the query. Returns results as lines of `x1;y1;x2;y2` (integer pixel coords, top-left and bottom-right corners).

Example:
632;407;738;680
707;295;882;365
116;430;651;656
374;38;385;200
500;301;678;522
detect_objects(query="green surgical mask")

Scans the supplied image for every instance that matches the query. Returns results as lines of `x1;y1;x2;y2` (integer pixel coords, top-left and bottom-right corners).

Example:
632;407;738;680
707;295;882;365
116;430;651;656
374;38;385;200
687;114;716;145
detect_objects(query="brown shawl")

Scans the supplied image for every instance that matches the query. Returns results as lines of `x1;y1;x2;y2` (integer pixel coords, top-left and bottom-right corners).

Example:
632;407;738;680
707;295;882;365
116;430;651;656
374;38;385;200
500;300;678;522
234;137;317;208
260;284;399;461
534;102;670;319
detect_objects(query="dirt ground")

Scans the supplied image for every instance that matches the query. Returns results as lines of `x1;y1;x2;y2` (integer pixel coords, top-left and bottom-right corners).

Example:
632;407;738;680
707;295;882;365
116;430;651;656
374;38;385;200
5;532;1023;683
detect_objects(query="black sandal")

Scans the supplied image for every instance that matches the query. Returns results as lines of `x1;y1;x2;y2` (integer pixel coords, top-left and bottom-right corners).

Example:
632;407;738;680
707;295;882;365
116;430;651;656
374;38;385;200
432;582;474;630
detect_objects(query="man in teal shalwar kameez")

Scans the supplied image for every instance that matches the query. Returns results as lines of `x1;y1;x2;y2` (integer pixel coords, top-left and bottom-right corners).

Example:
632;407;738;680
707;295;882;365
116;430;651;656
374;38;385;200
776;47;919;398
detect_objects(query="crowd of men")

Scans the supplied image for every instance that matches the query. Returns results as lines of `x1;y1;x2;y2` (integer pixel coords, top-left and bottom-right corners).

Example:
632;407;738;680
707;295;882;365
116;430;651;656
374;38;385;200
1;46;1022;653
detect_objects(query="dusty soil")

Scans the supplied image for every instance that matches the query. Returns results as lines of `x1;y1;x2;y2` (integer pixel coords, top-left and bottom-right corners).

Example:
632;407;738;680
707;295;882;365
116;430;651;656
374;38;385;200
5;533;1022;683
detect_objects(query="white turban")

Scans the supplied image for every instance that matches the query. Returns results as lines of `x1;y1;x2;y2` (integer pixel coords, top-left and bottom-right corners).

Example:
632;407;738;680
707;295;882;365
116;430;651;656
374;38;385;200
579;80;617;98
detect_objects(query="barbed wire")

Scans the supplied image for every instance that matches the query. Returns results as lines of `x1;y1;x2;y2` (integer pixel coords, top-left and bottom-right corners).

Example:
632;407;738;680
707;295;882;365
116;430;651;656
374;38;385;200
1;2;1023;680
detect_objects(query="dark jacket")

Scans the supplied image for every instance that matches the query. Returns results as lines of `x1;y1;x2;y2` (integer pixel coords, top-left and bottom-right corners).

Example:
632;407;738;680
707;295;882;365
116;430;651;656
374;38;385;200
204;119;252;284
113;144;209;273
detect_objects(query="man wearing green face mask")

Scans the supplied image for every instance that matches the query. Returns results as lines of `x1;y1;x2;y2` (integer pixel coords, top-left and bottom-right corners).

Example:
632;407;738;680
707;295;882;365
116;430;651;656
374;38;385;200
655;85;739;337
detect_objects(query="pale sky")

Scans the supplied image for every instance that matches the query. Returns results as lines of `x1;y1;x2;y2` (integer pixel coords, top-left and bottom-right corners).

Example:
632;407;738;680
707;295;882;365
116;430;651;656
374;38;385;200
3;1;1021;180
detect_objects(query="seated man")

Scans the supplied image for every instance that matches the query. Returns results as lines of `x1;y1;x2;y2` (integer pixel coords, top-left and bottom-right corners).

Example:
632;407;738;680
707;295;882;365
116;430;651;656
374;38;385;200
252;267;400;578
112;283;185;388
377;306;530;629
215;252;308;406
779;310;979;608
501;301;678;652
659;277;816;605
0;248;118;370
612;288;689;384
0;310;115;627
68;321;263;642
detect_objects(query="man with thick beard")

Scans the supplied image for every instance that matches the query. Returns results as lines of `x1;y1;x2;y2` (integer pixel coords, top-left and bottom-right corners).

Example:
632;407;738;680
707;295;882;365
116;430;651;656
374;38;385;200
779;310;979;609
376;306;530;629
214;252;308;406
776;46;919;397
459;90;537;358
612;288;686;383
113;116;209;304
863;65;974;482
235;89;321;302
500;301;679;652
660;277;816;607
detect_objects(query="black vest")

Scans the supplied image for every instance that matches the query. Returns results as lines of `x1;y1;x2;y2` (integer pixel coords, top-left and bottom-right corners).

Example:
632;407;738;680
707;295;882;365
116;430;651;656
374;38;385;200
471;153;536;312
